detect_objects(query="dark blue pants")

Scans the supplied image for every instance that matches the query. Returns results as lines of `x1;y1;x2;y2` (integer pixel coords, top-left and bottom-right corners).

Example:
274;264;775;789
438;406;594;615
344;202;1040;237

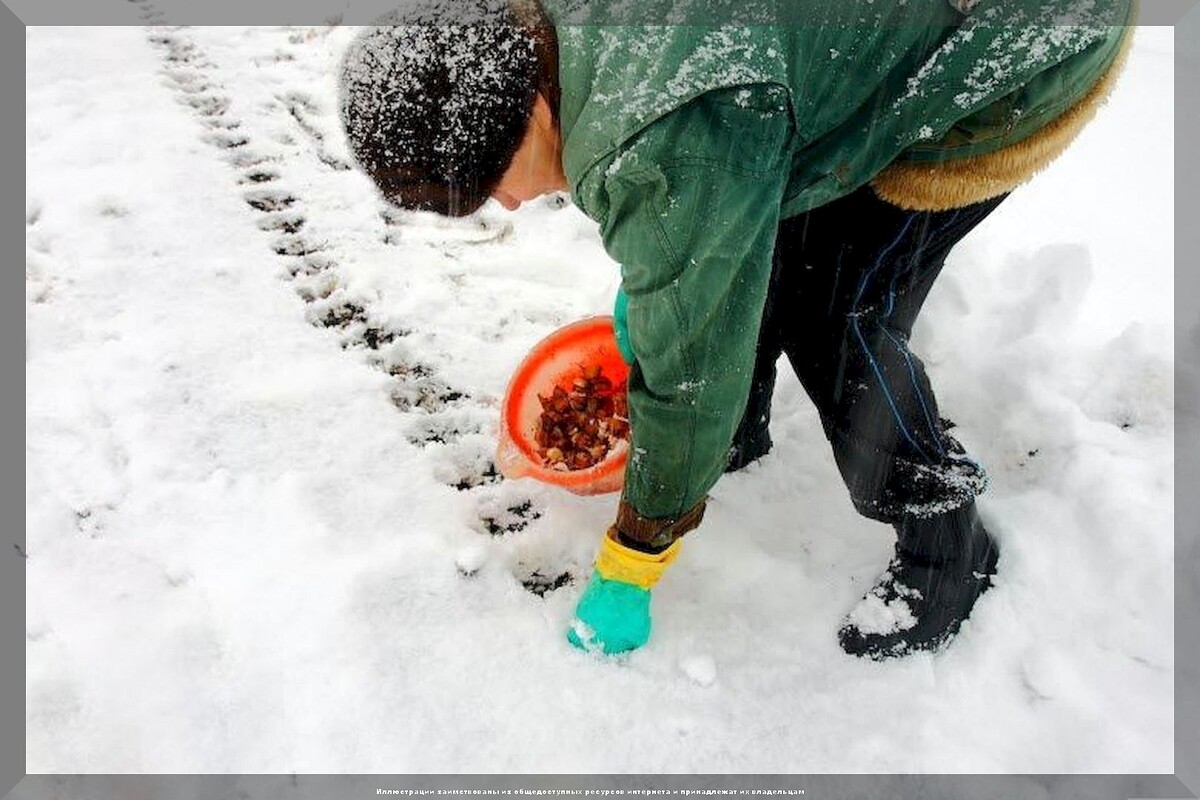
731;185;1008;523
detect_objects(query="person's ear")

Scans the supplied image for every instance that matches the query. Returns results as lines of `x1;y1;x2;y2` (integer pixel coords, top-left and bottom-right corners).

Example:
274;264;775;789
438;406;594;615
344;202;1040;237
531;92;555;133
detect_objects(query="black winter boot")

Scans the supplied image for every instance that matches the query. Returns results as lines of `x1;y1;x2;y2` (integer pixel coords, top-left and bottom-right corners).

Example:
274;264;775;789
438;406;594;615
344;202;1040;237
726;427;773;473
838;501;999;659
726;370;776;473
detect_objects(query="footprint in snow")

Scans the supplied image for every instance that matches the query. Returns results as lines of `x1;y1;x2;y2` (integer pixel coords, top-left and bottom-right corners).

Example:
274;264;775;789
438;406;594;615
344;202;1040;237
96;196;131;219
476;498;541;536
244;189;297;213
516;566;574;597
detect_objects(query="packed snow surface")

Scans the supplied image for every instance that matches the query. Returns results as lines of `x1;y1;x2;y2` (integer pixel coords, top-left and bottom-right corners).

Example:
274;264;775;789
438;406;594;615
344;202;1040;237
26;25;1173;773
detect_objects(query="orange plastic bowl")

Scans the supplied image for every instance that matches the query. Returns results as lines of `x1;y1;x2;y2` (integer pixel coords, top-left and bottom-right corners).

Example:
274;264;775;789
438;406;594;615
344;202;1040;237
496;316;630;495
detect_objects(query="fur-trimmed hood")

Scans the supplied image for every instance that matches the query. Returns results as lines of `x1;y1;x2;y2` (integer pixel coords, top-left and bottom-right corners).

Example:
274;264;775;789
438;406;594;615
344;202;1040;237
872;24;1135;211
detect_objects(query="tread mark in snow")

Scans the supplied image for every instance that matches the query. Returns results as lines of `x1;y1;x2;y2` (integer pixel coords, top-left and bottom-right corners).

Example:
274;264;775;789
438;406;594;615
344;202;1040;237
74;506;112;540
478;500;541;537
518;569;574;598
205;131;250;150
280;90;353;172
451;460;501;491
241;169;280;185
294;280;335;305
307;300;367;329
390;380;466;414
361;327;400;350
286;255;336;277
244;190;297;213
203;117;242;131
229;153;277;171
272;236;325;257
404;416;482;448
382;361;432;379
181;94;232;117
256;213;306;235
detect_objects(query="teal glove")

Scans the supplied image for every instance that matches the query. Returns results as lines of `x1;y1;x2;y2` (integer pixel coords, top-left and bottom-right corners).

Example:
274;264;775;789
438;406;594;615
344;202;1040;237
567;530;681;655
567;572;652;654
613;287;636;366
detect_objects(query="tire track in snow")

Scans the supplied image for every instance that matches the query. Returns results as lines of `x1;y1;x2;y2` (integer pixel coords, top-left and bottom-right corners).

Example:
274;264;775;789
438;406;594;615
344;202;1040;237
131;13;573;596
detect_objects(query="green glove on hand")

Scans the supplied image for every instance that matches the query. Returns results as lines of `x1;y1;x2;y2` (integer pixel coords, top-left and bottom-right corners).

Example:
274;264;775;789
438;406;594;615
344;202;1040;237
613;287;636;366
567;529;681;655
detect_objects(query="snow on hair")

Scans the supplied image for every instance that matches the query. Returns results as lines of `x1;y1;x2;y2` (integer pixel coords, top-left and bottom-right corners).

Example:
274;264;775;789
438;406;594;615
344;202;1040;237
339;0;540;216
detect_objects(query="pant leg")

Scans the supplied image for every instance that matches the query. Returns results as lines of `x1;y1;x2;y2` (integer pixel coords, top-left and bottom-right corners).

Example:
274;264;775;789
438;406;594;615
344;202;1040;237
726;241;788;470
727;196;856;469
772;186;1007;522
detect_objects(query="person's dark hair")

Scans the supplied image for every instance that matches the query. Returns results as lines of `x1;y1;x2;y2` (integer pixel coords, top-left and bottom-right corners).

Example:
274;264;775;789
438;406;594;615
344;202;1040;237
339;1;558;217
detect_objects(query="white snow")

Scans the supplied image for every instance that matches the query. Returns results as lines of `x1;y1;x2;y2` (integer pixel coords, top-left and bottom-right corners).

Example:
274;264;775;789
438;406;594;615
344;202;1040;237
25;25;1173;774
845;581;921;636
679;654;718;687
454;543;490;577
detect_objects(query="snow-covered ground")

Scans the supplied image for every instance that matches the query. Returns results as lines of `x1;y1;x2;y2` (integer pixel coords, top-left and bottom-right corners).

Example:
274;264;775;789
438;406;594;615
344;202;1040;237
25;25;1174;773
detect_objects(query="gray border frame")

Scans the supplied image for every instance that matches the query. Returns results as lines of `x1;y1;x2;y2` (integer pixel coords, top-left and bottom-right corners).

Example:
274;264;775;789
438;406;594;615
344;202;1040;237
8;2;1198;798
1;0;1197;24
1174;2;1200;797
4;5;25;799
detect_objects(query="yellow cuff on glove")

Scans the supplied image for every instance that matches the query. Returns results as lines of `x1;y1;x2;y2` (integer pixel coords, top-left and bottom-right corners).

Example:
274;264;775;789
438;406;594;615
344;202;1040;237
594;528;682;590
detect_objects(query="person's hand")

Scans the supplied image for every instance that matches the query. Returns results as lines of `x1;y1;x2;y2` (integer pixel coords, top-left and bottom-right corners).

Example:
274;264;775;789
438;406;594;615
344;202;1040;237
567;529;681;654
613;286;636;366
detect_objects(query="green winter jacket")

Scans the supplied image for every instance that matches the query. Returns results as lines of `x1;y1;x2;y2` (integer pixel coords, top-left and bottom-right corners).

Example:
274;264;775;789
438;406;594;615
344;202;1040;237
550;0;1133;519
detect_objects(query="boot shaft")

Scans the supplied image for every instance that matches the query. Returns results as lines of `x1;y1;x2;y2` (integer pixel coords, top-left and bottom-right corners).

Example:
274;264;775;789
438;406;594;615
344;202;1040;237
895;501;997;574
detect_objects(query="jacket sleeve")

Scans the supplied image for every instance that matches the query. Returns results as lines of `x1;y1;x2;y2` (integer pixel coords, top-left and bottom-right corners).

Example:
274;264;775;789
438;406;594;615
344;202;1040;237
595;86;794;520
